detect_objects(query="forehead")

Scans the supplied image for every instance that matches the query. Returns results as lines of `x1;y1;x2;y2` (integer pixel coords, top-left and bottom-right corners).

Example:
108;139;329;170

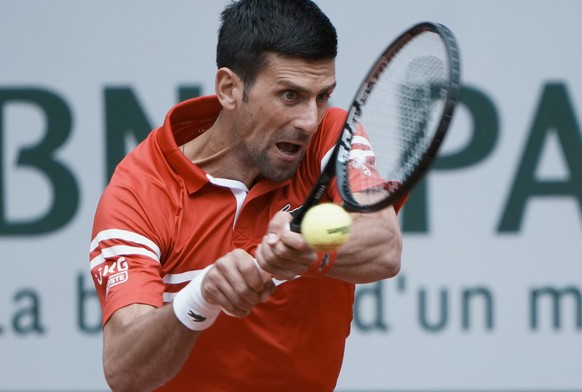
257;53;336;91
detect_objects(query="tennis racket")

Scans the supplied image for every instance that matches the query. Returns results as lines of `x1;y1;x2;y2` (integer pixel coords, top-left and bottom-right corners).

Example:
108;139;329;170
289;21;461;232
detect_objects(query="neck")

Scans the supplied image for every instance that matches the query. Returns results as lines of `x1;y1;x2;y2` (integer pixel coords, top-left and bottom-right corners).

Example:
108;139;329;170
182;115;259;187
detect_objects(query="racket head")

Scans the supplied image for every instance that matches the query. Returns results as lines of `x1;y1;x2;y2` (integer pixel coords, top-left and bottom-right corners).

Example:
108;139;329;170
336;22;461;212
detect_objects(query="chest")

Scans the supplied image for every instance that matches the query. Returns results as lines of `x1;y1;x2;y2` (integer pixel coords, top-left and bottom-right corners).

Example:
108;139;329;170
161;182;297;274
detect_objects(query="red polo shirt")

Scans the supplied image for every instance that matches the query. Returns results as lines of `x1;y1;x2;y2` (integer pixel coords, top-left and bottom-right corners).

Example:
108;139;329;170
90;95;395;391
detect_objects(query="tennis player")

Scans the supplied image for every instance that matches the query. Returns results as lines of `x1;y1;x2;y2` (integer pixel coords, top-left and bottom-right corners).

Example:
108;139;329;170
90;0;403;391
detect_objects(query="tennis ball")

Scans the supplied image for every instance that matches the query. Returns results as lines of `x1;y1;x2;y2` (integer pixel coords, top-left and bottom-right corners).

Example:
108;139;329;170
301;203;352;252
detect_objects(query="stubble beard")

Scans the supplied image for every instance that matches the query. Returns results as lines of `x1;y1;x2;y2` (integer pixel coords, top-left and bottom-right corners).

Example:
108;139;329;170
253;148;304;182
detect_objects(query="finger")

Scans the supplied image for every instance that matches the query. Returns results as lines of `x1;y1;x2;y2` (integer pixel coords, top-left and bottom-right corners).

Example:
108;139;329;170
202;267;253;317
259;280;276;303
218;251;278;312
256;243;302;280
248;258;275;303
221;264;264;305
278;223;317;253
251;257;273;283
266;211;293;235
262;238;316;274
203;258;264;317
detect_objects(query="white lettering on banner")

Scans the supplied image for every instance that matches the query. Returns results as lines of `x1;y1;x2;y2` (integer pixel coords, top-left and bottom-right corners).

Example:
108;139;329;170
1;1;582;390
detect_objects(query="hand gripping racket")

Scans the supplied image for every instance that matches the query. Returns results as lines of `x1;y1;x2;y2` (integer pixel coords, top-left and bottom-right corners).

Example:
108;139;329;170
289;21;461;232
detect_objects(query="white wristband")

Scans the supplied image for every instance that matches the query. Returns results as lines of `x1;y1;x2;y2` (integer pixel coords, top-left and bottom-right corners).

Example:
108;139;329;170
173;265;221;331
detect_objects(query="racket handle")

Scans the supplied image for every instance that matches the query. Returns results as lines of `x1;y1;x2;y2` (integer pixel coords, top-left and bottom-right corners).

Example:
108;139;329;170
289;221;301;233
289;208;303;233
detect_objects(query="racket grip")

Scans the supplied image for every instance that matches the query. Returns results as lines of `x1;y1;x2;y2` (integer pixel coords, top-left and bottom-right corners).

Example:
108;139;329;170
289;207;303;233
289;221;301;233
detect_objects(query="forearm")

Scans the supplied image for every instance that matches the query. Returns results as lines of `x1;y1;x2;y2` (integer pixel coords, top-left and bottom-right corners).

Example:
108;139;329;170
103;255;271;392
103;304;200;392
326;206;402;283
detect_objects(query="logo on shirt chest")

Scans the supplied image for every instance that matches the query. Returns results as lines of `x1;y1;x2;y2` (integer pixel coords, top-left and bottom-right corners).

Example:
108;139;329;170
281;203;303;216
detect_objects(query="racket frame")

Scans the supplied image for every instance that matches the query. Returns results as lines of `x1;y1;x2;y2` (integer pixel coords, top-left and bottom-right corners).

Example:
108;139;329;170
290;21;461;231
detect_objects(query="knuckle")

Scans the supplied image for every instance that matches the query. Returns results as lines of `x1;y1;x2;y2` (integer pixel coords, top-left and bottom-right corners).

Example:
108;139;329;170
239;260;257;275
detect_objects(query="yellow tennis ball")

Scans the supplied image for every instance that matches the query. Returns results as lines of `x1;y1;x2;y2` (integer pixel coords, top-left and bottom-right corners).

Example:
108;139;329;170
301;203;352;252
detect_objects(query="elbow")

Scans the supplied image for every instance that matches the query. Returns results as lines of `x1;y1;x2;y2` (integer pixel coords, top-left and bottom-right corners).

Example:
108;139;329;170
370;205;403;280
104;362;132;392
379;233;402;279
379;250;401;280
383;252;401;279
104;360;158;392
104;365;123;392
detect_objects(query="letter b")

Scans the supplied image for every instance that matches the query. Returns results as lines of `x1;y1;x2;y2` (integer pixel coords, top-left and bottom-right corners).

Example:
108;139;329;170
0;88;78;235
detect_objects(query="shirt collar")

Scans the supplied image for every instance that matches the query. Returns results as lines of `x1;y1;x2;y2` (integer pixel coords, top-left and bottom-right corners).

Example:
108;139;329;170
156;95;290;197
156;95;222;194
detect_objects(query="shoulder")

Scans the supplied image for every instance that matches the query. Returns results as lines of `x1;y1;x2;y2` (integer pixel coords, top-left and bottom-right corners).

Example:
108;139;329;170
93;130;182;249
307;107;347;155
319;107;348;133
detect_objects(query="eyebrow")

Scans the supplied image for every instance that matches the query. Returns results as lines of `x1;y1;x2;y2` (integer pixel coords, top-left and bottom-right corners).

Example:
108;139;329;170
278;80;337;96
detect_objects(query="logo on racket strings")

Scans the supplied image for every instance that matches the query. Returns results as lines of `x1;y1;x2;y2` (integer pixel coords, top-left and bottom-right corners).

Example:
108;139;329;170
337;126;354;164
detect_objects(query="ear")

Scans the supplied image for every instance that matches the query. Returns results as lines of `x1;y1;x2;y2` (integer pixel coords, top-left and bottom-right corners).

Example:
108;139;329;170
215;67;243;110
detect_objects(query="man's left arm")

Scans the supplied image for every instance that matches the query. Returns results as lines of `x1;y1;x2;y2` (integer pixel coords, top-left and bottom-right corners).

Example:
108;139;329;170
326;205;402;283
255;206;402;284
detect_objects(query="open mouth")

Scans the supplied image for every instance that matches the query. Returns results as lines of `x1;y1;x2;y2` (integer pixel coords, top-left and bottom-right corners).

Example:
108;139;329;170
276;142;301;156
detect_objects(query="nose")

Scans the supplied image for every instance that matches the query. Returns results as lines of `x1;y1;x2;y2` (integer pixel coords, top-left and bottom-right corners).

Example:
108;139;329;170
293;100;322;136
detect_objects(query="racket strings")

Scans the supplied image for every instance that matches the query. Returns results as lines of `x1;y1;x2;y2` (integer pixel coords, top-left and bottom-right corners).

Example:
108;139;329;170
344;30;451;207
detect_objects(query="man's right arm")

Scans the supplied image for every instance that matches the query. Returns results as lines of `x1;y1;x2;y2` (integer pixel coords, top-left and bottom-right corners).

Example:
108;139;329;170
102;250;274;392
103;303;199;392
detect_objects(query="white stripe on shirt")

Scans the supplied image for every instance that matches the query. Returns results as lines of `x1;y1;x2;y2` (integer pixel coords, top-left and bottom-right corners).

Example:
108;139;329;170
90;244;160;270
90;229;161;256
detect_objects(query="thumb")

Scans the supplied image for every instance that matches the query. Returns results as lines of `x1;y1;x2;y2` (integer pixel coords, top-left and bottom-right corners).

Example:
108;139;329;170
269;210;292;230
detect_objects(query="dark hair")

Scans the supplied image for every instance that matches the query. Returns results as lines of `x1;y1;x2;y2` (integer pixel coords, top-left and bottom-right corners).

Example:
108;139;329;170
217;0;337;95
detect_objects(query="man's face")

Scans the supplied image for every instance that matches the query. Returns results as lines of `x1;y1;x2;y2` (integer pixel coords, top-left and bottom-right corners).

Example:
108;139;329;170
233;53;336;182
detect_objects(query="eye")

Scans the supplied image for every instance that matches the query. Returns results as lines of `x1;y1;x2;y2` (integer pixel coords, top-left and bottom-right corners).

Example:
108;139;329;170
316;92;331;104
282;90;297;101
